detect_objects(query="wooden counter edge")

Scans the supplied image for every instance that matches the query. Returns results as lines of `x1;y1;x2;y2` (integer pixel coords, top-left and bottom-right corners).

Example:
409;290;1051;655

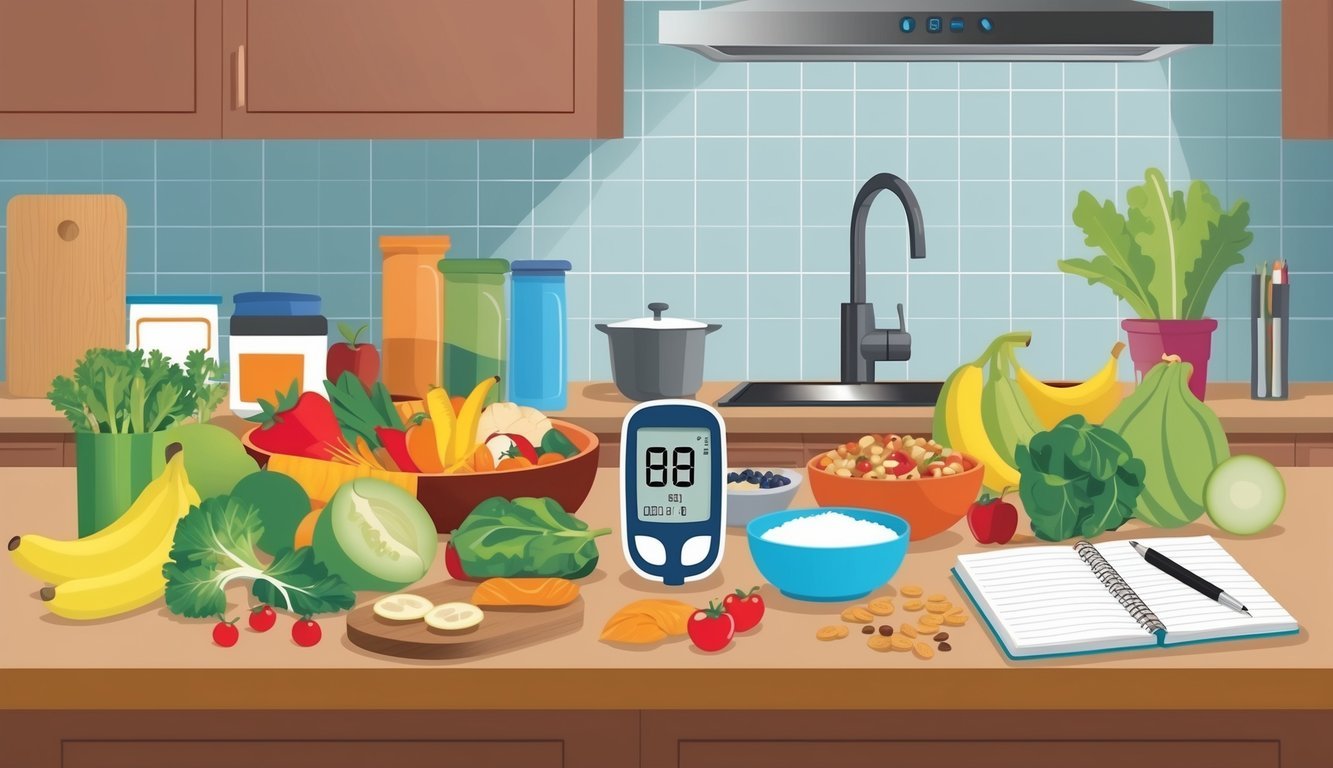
3;668;1330;710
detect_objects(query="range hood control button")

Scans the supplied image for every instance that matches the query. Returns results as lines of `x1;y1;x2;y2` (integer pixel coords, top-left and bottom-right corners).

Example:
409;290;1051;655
926;16;943;33
899;15;915;33
949;17;965;32
979;16;994;32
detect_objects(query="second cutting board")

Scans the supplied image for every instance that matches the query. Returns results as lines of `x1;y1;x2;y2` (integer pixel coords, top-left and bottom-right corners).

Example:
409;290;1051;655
346;580;584;660
6;195;127;396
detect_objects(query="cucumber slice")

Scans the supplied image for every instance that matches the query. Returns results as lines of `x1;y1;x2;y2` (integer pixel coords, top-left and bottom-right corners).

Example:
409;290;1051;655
1205;455;1285;536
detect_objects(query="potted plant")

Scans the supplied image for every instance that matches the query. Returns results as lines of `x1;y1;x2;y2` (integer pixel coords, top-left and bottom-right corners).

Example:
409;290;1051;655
1059;168;1253;400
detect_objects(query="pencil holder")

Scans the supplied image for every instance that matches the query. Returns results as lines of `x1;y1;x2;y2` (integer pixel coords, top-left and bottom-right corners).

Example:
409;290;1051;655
1251;274;1290;400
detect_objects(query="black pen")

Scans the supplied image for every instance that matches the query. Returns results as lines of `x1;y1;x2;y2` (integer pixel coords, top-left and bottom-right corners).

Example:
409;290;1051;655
1130;542;1250;616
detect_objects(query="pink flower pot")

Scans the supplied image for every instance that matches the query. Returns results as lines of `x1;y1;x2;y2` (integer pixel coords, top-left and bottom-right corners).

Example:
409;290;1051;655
1121;318;1218;401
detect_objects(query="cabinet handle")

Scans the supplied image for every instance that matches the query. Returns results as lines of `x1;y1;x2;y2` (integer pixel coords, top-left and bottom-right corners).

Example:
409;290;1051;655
234;45;247;110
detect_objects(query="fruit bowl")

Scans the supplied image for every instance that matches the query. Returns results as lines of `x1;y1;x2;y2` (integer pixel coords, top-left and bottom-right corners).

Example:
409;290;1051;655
747;507;910;602
242;420;600;534
804;452;983;541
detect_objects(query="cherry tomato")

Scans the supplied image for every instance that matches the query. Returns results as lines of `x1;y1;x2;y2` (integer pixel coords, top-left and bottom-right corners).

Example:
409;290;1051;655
248;604;277;632
687;601;735;653
212;617;239;648
855;458;873;475
885;450;917;477
722;587;765;633
292;617;322;647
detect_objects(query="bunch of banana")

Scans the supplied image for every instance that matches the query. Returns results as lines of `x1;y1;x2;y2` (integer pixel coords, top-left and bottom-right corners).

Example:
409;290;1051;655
1016;341;1126;429
8;448;200;620
934;332;1039;493
425;375;500;471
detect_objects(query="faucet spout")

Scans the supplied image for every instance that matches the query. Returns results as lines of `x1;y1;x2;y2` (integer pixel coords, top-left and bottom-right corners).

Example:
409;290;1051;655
841;173;926;384
850;172;926;304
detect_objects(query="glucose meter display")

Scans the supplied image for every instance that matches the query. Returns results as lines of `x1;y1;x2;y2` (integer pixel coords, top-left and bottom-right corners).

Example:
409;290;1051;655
635;426;712;523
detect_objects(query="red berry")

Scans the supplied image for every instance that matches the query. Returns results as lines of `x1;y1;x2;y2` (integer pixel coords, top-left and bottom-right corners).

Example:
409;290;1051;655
292;617;322;647
212;617;239;648
248;604;277;632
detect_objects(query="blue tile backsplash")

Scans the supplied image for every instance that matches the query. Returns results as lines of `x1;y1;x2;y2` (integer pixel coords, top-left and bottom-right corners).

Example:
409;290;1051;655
0;0;1330;385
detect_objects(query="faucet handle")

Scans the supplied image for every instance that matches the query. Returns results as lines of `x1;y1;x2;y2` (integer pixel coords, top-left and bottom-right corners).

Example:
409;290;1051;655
893;302;906;331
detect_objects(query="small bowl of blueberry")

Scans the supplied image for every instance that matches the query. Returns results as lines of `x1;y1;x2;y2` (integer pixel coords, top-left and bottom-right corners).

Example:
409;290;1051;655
726;467;804;528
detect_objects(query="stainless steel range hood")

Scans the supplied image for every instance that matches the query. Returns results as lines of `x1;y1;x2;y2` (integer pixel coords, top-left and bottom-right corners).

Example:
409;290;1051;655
659;0;1212;63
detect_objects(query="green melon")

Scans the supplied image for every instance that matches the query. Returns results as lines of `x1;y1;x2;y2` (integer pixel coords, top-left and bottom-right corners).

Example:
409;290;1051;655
313;478;438;592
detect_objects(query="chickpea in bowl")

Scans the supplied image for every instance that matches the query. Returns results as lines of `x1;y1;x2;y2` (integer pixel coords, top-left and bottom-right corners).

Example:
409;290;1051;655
815;434;977;481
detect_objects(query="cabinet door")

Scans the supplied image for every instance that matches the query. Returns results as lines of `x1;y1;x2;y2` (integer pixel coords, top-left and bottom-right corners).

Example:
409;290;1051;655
1283;0;1333;138
223;0;622;138
0;0;222;137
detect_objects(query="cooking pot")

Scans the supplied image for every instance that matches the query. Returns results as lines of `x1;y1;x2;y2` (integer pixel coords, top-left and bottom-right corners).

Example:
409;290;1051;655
596;302;721;401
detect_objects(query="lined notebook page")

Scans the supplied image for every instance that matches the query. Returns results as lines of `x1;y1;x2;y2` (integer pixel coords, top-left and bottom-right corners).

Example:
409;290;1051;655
955;547;1155;657
1095;536;1298;645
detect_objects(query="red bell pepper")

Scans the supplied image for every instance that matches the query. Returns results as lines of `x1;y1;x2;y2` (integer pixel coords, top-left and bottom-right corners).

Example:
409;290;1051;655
374;427;420;474
248;381;349;461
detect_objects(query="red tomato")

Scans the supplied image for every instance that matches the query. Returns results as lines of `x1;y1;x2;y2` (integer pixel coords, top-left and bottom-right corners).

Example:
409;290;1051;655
855;458;873;475
212;618;239;648
687;601;735;653
248;604;277;633
292;617;322;647
722;587;765;633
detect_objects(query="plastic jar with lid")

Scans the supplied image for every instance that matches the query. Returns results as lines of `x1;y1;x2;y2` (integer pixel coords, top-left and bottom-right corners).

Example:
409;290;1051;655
438;258;509;404
379;235;450;399
509;260;571;411
228;292;328;418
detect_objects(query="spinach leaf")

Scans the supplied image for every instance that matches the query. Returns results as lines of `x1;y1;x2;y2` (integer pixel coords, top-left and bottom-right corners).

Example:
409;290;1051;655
163;496;355;618
451;497;612;579
1015;416;1145;542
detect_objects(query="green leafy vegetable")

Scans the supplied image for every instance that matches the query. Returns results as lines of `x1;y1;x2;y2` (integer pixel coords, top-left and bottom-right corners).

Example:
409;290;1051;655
451;497;612;579
163;495;356;618
1014;415;1146;542
185;350;227;424
1059;168;1251;320
324;372;403;449
47;348;209;434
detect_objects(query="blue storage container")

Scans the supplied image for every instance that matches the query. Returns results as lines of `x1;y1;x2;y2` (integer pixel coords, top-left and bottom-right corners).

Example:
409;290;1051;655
232;291;322;317
509;260;571;411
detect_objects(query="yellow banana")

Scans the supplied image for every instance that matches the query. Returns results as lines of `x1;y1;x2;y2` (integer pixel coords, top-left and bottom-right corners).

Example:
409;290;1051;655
1016;341;1126;428
39;523;178;620
450;375;500;464
946;363;1021;493
425;386;458;466
980;341;1045;479
9;453;199;584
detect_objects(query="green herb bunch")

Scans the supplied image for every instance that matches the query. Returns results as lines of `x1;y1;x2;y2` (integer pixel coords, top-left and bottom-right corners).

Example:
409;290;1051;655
48;348;227;434
1060;168;1253;320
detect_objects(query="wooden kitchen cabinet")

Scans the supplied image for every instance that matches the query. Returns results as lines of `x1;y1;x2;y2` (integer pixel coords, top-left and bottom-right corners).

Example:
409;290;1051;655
0;0;621;139
222;0;622;139
0;0;223;138
1283;0;1333;138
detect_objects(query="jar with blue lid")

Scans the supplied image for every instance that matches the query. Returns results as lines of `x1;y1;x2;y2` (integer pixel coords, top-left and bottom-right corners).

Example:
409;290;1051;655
509;259;572;410
228;292;328;417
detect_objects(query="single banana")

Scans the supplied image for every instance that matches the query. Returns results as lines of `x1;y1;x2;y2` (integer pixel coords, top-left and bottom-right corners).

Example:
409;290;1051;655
9;453;199;584
425;386;457;466
1016;341;1126;428
450;375;500;464
980;344;1045;476
38;521;179;620
946;363;1021;492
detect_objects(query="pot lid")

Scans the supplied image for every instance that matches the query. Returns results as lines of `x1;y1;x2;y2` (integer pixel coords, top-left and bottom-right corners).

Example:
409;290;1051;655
605;302;710;330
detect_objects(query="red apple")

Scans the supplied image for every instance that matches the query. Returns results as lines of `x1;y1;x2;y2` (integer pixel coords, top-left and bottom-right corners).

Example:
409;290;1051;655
967;487;1018;545
326;322;380;393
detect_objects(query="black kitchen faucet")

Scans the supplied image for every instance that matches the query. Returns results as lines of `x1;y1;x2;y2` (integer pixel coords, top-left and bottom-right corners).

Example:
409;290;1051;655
840;172;926;383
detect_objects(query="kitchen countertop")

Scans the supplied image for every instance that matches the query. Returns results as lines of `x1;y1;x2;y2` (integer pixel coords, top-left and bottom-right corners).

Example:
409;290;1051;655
4;382;1332;437
3;466;1329;711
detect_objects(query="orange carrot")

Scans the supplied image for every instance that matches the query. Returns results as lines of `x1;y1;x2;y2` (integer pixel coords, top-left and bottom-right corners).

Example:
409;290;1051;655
537;452;564;466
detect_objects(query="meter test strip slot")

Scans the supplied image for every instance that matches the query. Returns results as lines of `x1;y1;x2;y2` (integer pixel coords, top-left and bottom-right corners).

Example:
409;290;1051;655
619;400;728;586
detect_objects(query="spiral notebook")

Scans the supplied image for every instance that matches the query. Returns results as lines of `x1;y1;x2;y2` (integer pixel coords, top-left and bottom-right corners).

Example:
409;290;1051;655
953;536;1298;660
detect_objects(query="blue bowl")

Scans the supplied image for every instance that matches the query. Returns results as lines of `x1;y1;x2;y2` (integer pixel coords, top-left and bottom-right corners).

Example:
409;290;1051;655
746;507;911;602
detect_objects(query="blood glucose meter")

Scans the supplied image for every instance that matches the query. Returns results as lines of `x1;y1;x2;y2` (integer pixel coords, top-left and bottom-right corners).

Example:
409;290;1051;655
619;400;726;586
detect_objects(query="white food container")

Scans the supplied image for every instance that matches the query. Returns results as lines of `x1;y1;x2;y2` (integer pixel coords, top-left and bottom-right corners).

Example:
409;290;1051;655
126;295;222;365
228;315;328;418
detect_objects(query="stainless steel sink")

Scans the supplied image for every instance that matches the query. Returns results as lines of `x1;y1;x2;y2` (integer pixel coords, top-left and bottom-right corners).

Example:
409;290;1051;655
715;381;944;407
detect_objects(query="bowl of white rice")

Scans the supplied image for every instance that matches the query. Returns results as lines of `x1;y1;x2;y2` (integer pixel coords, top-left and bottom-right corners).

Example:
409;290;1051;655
746;507;910;602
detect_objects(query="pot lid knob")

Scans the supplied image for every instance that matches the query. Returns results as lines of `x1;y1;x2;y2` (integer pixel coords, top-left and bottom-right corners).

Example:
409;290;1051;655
647;302;669;322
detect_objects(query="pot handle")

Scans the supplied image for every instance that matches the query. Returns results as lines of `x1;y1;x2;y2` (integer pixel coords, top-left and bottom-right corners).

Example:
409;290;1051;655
704;323;722;335
594;323;612;335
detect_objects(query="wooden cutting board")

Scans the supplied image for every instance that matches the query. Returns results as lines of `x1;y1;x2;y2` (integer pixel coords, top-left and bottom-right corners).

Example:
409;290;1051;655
6;195;127;396
346;580;585;660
